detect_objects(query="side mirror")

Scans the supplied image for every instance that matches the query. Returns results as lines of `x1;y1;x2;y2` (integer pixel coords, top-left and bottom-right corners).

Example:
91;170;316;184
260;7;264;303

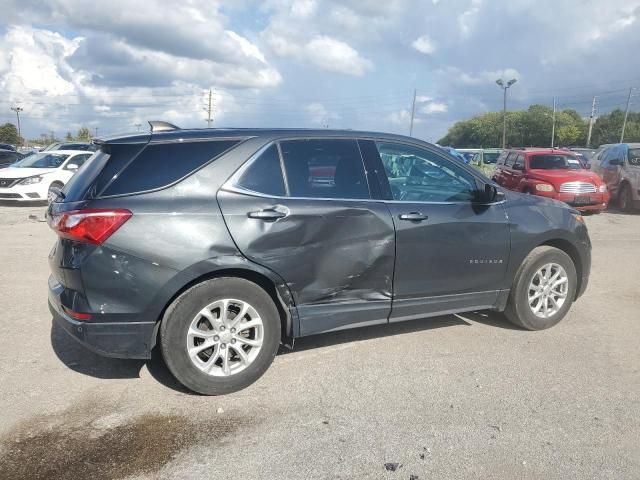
479;183;503;203
65;163;79;171
585;163;591;169
609;159;623;166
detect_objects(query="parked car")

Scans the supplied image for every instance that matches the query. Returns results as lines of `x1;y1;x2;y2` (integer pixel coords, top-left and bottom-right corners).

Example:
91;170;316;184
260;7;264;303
0;149;23;168
492;148;609;213
0;150;94;202
0;143;16;152
457;148;503;165
44;142;98;152
591;143;640;211
47;124;591;395
569;147;597;164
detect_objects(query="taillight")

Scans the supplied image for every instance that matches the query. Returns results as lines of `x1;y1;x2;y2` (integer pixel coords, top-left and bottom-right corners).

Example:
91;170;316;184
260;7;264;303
49;208;132;245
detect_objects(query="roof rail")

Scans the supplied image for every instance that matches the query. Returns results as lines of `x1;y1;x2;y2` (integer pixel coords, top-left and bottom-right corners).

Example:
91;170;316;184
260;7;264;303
148;121;180;133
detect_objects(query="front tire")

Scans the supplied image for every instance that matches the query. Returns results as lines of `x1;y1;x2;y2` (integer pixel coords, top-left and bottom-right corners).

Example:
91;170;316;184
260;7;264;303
47;182;64;203
504;246;577;330
160;277;281;395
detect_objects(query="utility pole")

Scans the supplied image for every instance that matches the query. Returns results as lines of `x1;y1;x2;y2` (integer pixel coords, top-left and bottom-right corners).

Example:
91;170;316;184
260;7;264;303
205;89;213;128
586;96;596;148
135;123;142;132
409;89;417;137
10;106;23;146
551;97;556;148
94;127;99;138
621;87;633;142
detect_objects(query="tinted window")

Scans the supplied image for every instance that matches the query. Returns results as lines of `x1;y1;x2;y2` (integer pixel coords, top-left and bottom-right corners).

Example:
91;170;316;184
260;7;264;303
377;142;476;202
280;139;369;199
237;145;286;196
505;152;517;166
102;140;239;197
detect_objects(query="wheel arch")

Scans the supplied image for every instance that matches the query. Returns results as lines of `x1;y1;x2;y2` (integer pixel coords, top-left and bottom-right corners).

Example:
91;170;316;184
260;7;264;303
151;261;297;351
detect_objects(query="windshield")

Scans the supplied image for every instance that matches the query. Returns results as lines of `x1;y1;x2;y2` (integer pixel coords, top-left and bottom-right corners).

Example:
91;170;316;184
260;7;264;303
483;152;500;164
12;152;69;168
529;154;583;170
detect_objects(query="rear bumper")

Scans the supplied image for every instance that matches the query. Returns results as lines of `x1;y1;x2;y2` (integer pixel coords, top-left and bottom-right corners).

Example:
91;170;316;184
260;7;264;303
49;276;156;359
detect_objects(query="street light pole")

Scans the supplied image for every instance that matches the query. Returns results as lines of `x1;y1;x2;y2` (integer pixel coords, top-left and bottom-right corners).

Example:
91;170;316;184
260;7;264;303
621;87;633;143
551;97;556;148
10;106;23;146
496;79;517;149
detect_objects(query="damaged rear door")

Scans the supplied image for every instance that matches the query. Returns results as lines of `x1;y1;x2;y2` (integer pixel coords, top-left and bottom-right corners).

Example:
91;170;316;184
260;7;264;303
217;138;395;336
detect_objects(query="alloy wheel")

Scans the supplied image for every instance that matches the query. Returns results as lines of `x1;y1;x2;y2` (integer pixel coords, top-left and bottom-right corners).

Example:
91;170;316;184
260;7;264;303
186;299;264;377
527;263;569;319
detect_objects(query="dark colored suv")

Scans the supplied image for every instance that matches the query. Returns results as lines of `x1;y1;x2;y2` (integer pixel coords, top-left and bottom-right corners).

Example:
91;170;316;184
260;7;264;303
48;123;591;395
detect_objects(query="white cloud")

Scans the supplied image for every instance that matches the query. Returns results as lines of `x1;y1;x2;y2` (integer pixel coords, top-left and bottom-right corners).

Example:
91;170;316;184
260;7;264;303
306;36;373;76
457;68;521;85
421;101;448;114
388;109;419;126
412;35;436;55
305;102;340;126
458;0;482;38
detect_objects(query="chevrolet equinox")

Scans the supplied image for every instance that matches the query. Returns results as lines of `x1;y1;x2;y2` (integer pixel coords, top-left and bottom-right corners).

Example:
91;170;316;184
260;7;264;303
48;122;591;395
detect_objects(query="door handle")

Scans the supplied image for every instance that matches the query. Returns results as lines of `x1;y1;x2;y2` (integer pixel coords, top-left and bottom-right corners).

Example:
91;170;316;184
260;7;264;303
247;208;287;220
399;212;427;222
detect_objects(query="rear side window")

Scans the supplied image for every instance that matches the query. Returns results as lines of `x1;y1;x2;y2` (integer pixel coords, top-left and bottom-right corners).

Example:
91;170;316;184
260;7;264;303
279;139;369;199
237;145;286;196
101;140;239;197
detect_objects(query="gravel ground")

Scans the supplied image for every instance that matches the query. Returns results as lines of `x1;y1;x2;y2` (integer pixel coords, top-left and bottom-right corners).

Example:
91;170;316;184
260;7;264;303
0;203;638;480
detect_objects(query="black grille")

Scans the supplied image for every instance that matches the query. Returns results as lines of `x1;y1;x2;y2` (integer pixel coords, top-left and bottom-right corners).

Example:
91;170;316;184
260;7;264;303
0;192;21;198
0;178;20;188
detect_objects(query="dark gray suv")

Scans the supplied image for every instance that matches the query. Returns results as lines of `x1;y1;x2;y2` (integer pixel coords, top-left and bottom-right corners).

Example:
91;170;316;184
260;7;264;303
48;123;591;394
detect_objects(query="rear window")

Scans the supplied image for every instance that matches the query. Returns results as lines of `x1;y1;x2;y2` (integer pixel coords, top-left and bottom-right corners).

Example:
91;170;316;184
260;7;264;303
101;140;240;197
529;154;583;170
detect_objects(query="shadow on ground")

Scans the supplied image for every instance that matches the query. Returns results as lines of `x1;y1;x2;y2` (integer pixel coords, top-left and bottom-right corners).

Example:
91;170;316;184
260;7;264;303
51;309;520;392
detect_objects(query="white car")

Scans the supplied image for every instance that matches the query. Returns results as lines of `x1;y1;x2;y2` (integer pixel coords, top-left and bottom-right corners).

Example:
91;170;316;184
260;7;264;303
0;150;94;202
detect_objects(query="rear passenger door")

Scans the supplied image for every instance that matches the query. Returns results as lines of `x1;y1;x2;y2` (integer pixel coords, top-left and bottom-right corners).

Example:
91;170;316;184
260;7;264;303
511;153;526;190
217;139;395;336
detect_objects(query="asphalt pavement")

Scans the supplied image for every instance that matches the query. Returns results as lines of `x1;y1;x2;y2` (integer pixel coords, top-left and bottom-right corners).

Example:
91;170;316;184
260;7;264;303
0;203;638;479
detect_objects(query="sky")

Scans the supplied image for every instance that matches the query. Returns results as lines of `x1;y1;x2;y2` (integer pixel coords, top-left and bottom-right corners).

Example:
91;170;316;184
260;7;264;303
0;0;639;142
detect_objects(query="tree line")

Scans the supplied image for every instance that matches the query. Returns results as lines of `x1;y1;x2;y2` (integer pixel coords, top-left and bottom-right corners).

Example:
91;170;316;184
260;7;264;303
437;106;640;148
0;124;94;146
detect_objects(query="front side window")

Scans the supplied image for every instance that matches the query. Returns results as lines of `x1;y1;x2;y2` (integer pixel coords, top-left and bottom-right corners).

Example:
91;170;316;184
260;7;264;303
279;139;369;199
505;152;517;167
514;154;525;169
377;142;476;202
237;145;286;196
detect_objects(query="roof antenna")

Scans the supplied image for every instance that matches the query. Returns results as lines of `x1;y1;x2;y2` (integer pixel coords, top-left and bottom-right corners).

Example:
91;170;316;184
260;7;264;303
148;121;180;132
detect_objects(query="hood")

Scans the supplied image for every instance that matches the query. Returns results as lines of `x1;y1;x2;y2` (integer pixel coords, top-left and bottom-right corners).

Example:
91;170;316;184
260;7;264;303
528;169;601;185
0;167;56;179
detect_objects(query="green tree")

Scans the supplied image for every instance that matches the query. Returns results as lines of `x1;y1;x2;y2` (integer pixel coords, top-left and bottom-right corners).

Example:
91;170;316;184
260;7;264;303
0;123;20;145
76;127;91;141
590;110;640;145
438;105;589;148
66;132;74;141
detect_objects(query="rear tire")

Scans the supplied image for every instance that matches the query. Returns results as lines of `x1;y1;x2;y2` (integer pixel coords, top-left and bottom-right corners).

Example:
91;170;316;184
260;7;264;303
618;183;633;212
160;277;281;395
503;246;577;330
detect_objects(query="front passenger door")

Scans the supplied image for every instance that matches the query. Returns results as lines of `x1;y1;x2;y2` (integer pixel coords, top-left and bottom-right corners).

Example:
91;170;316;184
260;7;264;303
362;140;510;322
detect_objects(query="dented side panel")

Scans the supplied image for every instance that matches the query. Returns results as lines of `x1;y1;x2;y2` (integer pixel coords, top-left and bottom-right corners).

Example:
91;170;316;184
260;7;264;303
217;189;395;336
